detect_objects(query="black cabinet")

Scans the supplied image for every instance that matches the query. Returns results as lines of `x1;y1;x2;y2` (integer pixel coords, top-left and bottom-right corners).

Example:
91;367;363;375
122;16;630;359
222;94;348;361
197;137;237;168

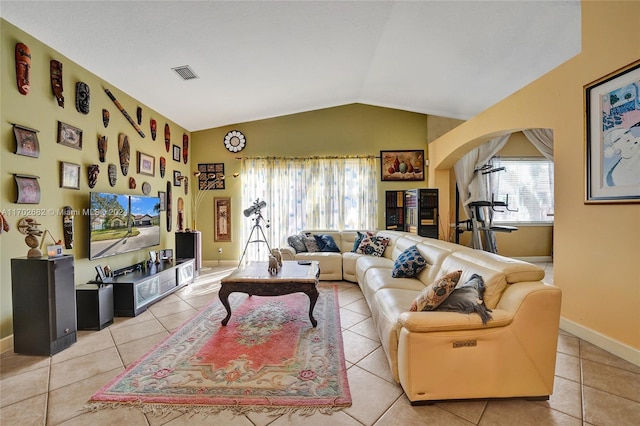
385;190;405;231
112;259;195;316
176;231;201;274
76;284;114;330
11;255;77;355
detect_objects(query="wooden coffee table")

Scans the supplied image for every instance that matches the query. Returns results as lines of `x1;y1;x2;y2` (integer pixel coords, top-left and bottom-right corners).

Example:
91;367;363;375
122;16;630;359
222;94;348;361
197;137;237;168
219;260;320;327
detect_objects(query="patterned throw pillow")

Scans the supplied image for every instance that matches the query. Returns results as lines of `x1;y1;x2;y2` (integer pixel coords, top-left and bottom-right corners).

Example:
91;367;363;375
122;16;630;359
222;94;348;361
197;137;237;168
352;231;375;252
314;234;341;252
287;234;308;253
436;274;493;324
355;235;390;257
302;235;320;253
409;270;462;312
392;245;428;278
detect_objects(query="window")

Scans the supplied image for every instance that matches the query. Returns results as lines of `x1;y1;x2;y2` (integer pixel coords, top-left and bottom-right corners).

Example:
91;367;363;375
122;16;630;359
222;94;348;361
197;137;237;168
490;157;554;224
240;156;378;257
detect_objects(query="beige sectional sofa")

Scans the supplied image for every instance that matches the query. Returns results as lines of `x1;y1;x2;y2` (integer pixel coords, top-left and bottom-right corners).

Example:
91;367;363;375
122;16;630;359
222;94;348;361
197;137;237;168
281;230;562;403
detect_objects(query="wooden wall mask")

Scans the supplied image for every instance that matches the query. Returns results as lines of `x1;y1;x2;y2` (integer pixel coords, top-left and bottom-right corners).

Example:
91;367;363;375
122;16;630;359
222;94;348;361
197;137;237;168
118;133;130;176
166;180;172;231
50;60;64;107
182;134;189;164
15;43;31;95
98;135;108;162
88;164;99;189
102;109;110;128
150;119;157;141
159;156;166;178
75;82;90;114
108;163;117;187
164;123;171;152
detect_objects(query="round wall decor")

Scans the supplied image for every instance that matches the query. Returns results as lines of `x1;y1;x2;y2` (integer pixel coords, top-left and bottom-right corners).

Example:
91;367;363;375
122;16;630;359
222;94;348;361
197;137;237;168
224;130;246;152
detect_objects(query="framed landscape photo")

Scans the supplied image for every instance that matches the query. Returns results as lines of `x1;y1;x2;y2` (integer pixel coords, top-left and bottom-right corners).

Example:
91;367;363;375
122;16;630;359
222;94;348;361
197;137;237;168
380;150;425;181
585;59;640;203
57;121;83;150
14;174;41;204
214;197;232;242
13;124;40;158
60;161;81;189
137;151;155;176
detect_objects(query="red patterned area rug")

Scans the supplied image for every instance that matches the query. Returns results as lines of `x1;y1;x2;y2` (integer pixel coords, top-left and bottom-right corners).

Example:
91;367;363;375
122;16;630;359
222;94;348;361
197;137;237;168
87;286;351;417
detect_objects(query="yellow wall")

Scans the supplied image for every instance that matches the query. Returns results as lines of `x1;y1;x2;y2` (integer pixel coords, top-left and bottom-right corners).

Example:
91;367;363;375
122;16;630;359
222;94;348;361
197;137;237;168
0;20;192;340
191;104;431;261
429;1;640;354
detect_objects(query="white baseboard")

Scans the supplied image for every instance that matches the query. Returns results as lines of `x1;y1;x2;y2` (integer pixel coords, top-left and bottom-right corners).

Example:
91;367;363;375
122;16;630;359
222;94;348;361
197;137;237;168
0;334;13;354
560;317;640;367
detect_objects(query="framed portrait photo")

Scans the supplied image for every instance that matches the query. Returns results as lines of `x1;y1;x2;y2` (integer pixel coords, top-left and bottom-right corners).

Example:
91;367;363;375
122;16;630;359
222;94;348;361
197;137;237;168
380;150;425;181
13;124;40;158
137;151;155;176
57;121;83;150
585;59;640;203
60;161;81;189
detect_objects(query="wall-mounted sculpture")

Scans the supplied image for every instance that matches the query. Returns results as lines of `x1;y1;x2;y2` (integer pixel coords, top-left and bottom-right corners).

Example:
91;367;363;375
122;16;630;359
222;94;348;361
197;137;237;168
102;109;110;128
164;123;171;152
108;163;117;187
129;177;136;189
104;88;145;137
76;82;90;114
50;60;64;107
166;180;172;231
183;134;189;164
150;119;157;141
159;156;166;178
15;42;31;95
88;164;99;188
98;135;108;162
118;133;130;176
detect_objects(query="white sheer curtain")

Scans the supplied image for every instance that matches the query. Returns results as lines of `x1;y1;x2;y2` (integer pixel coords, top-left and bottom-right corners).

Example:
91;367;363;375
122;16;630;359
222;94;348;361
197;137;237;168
523;128;554;161
240;156;377;261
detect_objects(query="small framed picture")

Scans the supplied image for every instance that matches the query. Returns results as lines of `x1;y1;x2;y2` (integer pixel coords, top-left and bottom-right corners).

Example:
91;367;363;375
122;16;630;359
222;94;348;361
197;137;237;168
60;161;81;189
173;170;182;186
137;151;155;176
173;145;181;162
158;191;166;211
14;174;41;204
13;124;40;158
57;121;83;150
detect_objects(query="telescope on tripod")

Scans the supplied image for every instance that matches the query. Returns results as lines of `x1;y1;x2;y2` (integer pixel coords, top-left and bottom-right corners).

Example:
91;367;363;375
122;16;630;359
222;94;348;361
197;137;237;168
239;198;271;265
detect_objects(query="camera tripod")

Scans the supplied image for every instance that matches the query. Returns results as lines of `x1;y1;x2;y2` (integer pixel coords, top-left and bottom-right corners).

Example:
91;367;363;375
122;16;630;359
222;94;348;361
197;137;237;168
238;212;272;265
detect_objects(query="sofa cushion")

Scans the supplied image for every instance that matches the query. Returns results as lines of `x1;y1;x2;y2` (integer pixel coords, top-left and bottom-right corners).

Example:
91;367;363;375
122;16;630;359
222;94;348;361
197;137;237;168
314;234;341;252
435;274;493;324
356;235;390;257
409;270;462;312
392;245;428;278
287;234;307;253
301;235;320;252
352;231;375;252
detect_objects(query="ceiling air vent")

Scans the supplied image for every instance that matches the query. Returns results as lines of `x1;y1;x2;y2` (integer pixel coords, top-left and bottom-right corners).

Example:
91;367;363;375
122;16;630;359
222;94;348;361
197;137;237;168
171;65;199;81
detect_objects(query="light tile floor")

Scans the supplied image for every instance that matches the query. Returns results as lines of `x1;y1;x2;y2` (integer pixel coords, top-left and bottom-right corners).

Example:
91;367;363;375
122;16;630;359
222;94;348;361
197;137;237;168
1;262;639;425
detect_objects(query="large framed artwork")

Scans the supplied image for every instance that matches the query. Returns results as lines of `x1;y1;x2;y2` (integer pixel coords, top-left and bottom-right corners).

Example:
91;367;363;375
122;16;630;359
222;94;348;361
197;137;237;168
585;59;640;203
214;197;232;242
197;163;225;189
380;150;425;181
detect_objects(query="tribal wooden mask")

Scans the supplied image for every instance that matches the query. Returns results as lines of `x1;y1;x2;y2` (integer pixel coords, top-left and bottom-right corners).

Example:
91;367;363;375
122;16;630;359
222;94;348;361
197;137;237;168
159;156;166;178
108;163;117;187
164;123;171;152
15;43;31;95
102;109;110;128
50;60;64;107
118;133;130;176
98;135;108;162
88;164;100;189
182;134;189;164
150;119;157;141
76;82;90;114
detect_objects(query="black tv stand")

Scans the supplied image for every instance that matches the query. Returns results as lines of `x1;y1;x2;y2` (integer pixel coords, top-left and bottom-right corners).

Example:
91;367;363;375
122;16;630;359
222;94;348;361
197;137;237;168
108;258;195;316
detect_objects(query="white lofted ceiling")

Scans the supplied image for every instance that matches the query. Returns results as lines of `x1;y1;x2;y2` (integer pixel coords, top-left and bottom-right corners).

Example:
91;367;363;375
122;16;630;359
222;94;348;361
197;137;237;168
1;1;581;132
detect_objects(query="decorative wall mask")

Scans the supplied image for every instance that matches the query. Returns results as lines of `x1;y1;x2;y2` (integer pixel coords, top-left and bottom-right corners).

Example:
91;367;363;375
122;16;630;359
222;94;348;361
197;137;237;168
166;180;172;231
75;82;90;114
97;135;108;162
50;60;64;107
164;123;171;152
88;164;100;188
177;197;184;231
129;177;136;189
159;156;166;178
62;206;74;249
102;109;110;128
183;134;189;163
150;119;157;141
137;106;142;125
118;133;130;175
15;43;31;95
108;163;117;186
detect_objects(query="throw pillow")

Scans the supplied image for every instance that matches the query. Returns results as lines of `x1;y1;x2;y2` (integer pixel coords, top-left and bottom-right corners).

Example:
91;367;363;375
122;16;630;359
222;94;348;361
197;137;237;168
287;234;307;253
392;245;428;278
409;270;462;312
314;234;341;252
301;235;320;253
352;231;374;252
436;274;493;324
355;235;390;257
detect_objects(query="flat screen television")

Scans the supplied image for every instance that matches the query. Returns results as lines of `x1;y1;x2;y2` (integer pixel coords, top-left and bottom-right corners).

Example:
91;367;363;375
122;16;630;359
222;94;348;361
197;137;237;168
89;192;161;260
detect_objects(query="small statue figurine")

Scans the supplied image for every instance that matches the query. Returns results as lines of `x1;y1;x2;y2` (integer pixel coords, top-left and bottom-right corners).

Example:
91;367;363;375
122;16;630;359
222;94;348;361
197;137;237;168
271;248;283;267
268;254;279;275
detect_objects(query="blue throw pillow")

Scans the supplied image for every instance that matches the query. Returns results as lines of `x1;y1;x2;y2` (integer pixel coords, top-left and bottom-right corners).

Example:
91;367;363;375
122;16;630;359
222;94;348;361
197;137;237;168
314;234;341;252
352;231;374;252
392;245;428;278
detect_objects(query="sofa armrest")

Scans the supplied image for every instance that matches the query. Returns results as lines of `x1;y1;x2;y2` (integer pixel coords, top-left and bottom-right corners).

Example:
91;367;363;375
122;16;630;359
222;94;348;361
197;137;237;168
398;310;513;332
279;246;296;260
